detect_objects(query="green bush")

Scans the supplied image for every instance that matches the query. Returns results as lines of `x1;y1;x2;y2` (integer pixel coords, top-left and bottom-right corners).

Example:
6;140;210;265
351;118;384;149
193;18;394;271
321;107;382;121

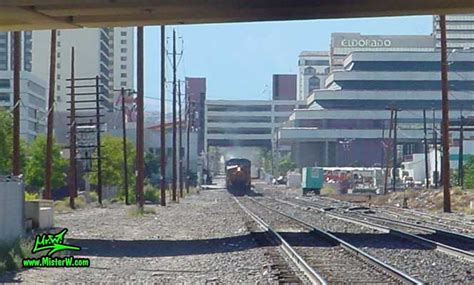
89;191;98;202
0;239;34;274
144;184;160;203
321;185;336;196
24;192;39;201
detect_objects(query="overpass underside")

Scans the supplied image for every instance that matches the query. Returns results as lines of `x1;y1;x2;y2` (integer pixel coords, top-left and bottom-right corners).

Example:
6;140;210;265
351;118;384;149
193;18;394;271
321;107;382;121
207;139;271;149
2;1;474;31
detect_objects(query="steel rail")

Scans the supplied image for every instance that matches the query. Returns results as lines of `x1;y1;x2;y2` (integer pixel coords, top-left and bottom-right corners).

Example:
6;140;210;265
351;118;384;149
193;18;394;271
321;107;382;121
358;212;474;242
233;197;327;285
250;197;422;285
289;198;474;262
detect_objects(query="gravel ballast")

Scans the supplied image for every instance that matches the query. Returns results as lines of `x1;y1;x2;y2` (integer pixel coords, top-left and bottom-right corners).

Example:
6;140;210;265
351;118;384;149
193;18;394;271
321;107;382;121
1;189;278;283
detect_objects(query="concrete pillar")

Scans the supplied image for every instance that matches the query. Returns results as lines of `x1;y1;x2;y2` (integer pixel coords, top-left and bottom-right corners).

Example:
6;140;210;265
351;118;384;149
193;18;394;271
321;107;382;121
0;181;24;242
324;141;329;166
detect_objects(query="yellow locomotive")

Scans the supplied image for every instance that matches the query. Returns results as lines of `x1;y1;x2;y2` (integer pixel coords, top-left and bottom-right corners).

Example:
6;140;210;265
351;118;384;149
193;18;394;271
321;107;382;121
225;158;251;195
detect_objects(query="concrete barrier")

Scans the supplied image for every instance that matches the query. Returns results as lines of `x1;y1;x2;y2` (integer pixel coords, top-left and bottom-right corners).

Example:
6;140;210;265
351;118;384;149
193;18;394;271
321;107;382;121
25;200;54;230
0;181;24;242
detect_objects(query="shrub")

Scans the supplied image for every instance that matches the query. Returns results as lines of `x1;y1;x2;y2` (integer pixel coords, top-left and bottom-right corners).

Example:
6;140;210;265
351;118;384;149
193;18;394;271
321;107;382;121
24;192;39;201
89;191;98;202
0;238;34;274
321;185;336;196
144;184;160;203
128;206;156;217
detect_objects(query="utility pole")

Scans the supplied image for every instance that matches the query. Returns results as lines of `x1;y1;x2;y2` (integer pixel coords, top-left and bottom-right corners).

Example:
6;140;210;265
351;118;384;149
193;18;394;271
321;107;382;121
171;29;177;202
12;31;21;176
160;26;167;206
440;15;451;213
186;83;191;194
383;109;394;194
381;124;385;168
458;111;464;189
95;76;103;205
392;109;400;192
121;88;130;205
178;80;184;198
433;108;439;189
68;47;76;209
45;30;56;199
423;109;430;189
136;27;145;209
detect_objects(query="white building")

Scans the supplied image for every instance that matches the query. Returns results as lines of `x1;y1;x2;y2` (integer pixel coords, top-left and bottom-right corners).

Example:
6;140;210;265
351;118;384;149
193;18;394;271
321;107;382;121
297;51;329;100
433;14;474;50
32;27;135;112
0;71;47;141
113;27;134;91
0;31;33;72
205;99;306;150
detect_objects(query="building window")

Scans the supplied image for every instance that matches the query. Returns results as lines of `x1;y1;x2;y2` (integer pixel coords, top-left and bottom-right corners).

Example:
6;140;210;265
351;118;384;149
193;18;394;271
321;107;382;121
304;66;316;75
57;41;61;47
57;52;60;58
121;56;127;61
121;73;127;78
121;39;127;44
57;63;61;69
121;64;126;69
57;74;61;80
308;76;320;92
121;48;127;53
56;85;61;91
121;81;127;87
121;31;127;36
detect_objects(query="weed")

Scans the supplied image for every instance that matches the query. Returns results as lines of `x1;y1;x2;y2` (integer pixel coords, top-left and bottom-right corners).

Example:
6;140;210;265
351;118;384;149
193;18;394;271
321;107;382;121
24;192;39;201
321;185;336;196
127;206;156;217
0;238;34;274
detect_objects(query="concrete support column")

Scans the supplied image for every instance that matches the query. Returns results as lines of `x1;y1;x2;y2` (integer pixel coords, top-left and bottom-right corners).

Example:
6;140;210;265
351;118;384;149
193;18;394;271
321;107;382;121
324;141;329;166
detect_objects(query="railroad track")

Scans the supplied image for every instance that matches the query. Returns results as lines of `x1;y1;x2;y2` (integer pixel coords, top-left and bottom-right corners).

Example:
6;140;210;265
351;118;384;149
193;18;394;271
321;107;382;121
234;196;421;284
263;196;474;283
292;197;474;260
372;206;474;235
313;195;474;235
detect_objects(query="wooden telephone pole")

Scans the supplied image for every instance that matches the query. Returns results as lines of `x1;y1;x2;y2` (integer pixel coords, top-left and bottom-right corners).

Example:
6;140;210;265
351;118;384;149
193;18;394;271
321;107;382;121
136;27;145;209
160;26;167;206
172;29;178;202
12;32;21;177
45;30;57;199
423;109;430;188
439;15;451;213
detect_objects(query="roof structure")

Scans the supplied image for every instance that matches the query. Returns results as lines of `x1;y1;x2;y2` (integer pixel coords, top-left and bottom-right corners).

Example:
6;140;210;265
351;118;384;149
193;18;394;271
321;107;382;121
1;1;474;31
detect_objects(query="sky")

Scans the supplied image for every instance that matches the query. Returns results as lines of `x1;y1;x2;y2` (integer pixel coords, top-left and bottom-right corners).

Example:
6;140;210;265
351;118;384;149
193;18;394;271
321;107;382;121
142;16;433;111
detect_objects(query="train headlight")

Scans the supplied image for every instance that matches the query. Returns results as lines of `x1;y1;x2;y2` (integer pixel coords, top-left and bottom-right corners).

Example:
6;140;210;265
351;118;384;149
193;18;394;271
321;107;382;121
237;166;241;172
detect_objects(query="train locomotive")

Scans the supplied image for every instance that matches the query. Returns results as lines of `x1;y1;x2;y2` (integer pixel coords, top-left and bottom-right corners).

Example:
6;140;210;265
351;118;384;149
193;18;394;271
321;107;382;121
225;158;251;195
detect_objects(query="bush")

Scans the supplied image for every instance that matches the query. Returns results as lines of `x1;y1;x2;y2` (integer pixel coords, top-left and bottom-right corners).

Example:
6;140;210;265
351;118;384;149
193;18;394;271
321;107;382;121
128;206;156;217
53;196;86;213
24;191;39;201
144;184;160;204
0;239;34;274
321;185;336;196
89;191;98;202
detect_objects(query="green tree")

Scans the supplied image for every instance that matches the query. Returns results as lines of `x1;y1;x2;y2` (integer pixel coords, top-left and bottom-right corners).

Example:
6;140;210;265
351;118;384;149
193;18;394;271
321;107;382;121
259;148;272;173
463;155;474;189
144;151;160;186
0;108;12;174
0;108;27;175
277;154;297;174
24;135;67;190
88;135;136;192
